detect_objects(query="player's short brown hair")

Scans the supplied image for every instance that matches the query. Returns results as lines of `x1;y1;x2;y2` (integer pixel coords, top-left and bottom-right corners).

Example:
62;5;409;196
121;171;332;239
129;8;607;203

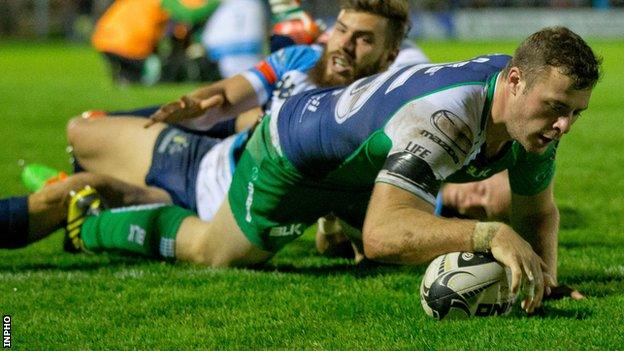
503;26;602;90
340;0;410;51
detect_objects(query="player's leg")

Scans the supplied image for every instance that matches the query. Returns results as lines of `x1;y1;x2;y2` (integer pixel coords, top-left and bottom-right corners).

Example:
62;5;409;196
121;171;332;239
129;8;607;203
72;195;272;266
29;172;171;241
315;215;366;263
0;196;29;248
0;172;171;248
66;116;167;185
175;197;274;267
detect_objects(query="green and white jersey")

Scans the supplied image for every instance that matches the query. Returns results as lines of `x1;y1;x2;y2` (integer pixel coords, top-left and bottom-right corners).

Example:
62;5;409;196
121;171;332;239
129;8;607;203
269;54;555;207
230;54;557;251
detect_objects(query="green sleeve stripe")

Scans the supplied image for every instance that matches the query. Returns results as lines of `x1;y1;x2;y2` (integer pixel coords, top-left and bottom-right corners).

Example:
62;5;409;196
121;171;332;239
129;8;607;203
343;130;392;164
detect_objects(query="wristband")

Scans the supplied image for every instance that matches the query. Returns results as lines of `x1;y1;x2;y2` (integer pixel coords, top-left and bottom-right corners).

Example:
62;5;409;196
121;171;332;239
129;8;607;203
472;222;501;252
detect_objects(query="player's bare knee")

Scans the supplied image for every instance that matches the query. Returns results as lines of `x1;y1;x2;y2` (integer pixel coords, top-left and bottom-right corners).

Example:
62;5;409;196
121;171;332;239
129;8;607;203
66;116;85;145
186;246;231;268
192;240;247;268
178;232;223;267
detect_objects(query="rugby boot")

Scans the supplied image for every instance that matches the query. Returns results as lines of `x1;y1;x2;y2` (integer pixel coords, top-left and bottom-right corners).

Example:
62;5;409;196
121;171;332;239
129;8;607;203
64;186;105;253
20;162;68;193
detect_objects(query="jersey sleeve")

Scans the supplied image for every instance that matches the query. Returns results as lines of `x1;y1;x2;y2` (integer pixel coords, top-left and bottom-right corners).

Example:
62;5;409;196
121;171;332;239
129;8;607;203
508;142;557;196
240;45;322;106
375;86;486;205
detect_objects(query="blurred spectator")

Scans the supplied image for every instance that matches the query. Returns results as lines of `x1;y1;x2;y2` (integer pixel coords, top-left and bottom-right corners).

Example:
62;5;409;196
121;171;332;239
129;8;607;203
92;0;171;84
1;0;618;40
269;0;323;52
200;0;267;79
0;1;19;36
91;0;266;85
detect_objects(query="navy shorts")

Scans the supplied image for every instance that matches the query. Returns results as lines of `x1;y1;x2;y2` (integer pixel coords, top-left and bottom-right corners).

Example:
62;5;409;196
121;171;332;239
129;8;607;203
146;127;221;212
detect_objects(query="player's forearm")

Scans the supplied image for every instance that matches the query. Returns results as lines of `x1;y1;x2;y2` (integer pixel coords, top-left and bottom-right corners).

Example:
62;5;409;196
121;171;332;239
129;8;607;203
362;206;478;265
188;75;259;118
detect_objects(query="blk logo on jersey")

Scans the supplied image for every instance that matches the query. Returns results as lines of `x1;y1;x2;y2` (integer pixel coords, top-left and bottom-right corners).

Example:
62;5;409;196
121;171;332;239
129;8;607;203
465;165;492;179
269;224;303;237
335;69;396;124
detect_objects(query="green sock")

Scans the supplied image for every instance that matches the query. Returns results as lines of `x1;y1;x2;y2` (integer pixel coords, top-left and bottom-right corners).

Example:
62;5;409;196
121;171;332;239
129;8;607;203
81;204;194;259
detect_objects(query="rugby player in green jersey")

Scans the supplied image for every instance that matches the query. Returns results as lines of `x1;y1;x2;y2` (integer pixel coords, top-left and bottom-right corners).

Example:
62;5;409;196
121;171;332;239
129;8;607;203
0;17;599;314
78;26;601;314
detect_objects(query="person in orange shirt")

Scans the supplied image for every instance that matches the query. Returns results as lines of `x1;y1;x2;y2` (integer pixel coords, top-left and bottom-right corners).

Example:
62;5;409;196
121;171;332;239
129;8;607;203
92;0;171;84
92;0;232;84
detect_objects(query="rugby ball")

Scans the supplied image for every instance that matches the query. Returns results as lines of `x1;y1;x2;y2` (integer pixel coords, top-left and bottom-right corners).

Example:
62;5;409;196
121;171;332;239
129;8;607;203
420;252;515;320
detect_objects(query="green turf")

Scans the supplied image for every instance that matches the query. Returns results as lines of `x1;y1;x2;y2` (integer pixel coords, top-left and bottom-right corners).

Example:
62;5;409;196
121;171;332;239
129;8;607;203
1;40;623;350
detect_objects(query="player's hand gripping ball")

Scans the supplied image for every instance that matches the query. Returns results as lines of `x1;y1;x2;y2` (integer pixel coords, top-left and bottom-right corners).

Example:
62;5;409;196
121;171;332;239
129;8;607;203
420;252;516;320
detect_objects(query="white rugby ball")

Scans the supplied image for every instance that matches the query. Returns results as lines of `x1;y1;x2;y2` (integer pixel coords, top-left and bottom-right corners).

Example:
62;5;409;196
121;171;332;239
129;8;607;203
420;252;515;320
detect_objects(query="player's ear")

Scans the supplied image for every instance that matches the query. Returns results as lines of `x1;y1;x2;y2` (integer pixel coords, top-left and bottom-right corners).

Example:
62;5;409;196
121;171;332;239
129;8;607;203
389;46;399;62
383;47;399;70
507;67;522;96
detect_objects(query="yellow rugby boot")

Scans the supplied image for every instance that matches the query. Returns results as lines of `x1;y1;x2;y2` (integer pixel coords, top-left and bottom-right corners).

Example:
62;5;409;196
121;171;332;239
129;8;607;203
64;186;105;253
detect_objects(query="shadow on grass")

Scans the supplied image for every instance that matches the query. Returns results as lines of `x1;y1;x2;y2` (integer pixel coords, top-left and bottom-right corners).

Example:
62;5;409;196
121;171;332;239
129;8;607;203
257;259;427;278
2;242;425;279
0;252;149;273
558;273;624;298
521;305;593;320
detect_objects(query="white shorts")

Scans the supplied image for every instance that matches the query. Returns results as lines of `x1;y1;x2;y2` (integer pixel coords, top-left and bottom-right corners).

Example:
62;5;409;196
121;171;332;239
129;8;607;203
195;132;248;220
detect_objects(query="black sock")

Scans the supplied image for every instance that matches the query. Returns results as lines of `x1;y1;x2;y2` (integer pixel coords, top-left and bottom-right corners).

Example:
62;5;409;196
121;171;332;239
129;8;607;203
0;196;30;248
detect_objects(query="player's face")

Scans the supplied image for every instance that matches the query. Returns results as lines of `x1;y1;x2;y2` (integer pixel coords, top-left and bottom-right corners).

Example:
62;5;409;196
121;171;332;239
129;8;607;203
322;10;394;85
507;67;592;153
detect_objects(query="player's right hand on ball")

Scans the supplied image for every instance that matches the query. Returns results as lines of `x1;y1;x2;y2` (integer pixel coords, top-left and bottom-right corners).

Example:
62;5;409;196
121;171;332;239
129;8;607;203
489;224;556;314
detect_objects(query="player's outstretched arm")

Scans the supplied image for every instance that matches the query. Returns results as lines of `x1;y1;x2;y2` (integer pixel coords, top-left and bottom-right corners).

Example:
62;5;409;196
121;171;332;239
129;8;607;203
146;74;259;128
362;182;554;314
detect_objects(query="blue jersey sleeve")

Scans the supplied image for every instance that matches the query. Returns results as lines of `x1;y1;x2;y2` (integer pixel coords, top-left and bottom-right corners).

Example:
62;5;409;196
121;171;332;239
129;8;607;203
241;45;322;105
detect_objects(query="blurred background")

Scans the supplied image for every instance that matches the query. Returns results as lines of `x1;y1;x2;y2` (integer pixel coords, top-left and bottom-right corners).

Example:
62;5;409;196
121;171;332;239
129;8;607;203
1;0;621;85
1;0;621;40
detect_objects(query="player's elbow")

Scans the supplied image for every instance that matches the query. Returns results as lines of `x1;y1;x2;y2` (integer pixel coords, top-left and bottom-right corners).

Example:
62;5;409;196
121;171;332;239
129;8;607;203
361;226;399;263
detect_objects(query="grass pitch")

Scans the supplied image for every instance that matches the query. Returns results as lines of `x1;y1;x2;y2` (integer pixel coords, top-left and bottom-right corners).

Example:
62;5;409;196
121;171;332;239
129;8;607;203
1;40;623;350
